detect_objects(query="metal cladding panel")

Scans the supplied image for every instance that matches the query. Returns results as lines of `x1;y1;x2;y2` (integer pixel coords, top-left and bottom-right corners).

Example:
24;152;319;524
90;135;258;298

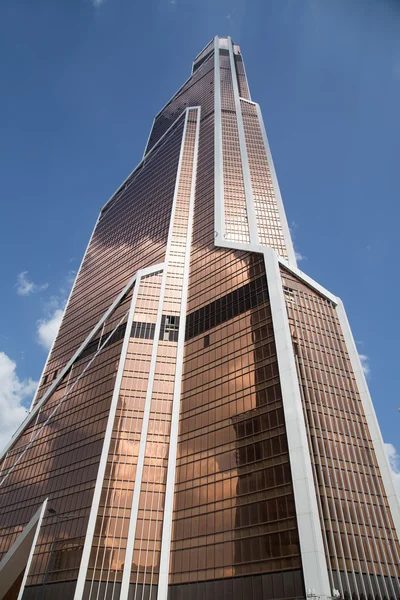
146;56;214;154
240;99;287;257
37;117;185;387
0;115;186;597
0;291;132;589
172;254;303;593
281;265;400;599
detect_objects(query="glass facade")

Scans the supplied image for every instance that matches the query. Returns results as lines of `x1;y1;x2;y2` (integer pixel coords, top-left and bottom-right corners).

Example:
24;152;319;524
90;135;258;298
281;268;400;600
172;257;302;583
0;36;398;600
0;291;133;588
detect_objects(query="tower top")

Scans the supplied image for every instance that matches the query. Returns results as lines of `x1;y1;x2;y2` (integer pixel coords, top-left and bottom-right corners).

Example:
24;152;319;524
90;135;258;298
192;36;242;73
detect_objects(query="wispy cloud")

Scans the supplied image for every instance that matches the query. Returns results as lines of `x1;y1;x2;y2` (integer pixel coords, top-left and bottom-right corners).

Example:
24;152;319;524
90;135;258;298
289;222;306;263
36;271;76;351
91;0;106;6
0;271;76;451
226;7;236;21
16;271;48;296
0;352;37;452
384;443;400;494
359;353;370;378
295;250;306;262
37;308;64;351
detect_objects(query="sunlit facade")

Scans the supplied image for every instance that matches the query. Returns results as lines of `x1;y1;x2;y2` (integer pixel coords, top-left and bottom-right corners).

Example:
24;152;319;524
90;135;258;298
0;36;399;600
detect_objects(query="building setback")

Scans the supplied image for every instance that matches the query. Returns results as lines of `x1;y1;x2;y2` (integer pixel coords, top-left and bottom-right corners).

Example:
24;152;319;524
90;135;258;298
0;36;399;600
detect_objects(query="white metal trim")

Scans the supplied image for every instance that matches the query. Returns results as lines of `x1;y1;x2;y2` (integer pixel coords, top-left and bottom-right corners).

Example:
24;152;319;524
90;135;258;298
16;498;48;600
213;238;338;305
263;247;331;599
73;267;148;600
0;264;163;465
154;46;213;123
119;109;190;600
255;102;297;266
292;341;339;594
0;505;42;573
0;266;159;464
143;115;156;159
238;49;252;101
214;238;261;253
277;255;338;304
336;299;400;536
193;38;214;61
29;215;100;413
157;106;201;600
228;36;259;246
0;500;47;598
142;110;187;164
192;38;214;73
214;36;225;244
296;295;359;595
101;110;187;214
316;296;385;597
154;77;192;121
154;50;212;124
239;96;256;105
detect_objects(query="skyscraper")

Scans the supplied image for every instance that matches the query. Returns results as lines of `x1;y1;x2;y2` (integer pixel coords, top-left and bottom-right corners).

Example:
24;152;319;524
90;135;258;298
0;35;399;600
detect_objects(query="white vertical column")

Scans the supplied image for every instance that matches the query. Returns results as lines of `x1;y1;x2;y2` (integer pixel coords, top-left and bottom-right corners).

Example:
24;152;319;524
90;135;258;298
228;36;259;246
157;107;201;600
29;214;101;412
14;499;49;600
336;300;400;537
256;103;297;266
214;36;225;243
73;274;143;600
119;110;190;600
263;247;331;600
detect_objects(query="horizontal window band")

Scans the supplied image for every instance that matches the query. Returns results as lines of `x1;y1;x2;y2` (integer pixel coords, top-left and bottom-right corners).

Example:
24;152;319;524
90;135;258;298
132;321;156;340
193;49;214;72
75;313;182;363
185;275;269;341
75;276;268;362
77;323;127;361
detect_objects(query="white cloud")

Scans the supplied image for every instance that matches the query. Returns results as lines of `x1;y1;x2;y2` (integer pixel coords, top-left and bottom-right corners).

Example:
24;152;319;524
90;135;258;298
384;443;400;494
35;271;75;351
288;222;306;262
359;353;370;377
0;352;37;452
16;271;48;296
37;308;64;351
59;270;76;299
91;0;105;6
295;250;306;262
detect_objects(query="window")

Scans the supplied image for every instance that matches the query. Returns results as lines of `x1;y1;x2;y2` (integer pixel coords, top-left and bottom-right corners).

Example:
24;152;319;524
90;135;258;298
160;315;180;342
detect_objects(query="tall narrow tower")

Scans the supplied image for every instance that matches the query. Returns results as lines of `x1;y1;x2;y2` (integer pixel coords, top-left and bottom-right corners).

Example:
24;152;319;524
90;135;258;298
0;37;399;600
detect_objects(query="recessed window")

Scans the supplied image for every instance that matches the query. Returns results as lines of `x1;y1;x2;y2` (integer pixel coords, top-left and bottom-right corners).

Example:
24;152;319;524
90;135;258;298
160;315;180;342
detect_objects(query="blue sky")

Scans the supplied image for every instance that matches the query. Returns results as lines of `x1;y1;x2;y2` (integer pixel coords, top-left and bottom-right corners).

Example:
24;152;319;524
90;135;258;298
0;0;399;483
